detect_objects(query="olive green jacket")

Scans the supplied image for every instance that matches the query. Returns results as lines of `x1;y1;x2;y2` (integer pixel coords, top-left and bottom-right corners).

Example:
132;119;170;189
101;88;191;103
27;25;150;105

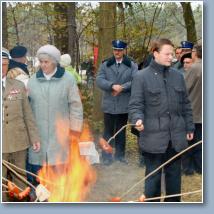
2;78;40;153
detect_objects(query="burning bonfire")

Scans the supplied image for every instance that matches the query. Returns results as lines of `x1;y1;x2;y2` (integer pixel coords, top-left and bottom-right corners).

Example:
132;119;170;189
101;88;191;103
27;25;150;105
37;120;97;202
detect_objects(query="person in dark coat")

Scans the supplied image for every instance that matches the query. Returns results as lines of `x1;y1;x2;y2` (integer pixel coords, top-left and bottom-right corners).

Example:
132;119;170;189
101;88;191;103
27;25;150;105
173;41;194;73
96;40;138;165
8;45;30;76
129;38;194;202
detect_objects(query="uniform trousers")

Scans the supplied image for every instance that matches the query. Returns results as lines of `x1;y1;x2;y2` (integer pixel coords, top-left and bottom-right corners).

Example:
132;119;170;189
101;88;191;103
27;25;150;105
2;149;27;202
102;113;128;161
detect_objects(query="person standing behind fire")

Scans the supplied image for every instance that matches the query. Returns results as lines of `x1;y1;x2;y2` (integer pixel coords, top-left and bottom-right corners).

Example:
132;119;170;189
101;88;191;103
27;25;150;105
27;45;83;187
96;40;138;165
2;48;40;202
129;38;194;202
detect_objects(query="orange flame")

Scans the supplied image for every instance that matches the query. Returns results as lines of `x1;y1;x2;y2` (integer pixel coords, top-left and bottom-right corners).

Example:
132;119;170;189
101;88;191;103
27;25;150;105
38;120;96;202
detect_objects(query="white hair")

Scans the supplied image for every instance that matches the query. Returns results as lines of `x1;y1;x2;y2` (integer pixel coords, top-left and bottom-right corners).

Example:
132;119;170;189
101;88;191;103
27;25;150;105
37;53;58;66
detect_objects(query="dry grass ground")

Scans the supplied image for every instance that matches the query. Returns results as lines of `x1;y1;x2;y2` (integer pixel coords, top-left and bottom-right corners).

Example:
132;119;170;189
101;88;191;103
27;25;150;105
86;128;202;203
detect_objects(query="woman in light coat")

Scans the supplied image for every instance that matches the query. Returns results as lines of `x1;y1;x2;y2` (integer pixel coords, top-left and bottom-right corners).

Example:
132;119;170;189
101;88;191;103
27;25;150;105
27;45;83;187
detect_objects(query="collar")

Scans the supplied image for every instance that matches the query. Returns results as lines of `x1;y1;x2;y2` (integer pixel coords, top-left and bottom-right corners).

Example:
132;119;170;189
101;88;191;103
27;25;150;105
2;76;6;88
106;55;132;67
36;65;65;79
116;59;123;64
9;59;29;76
150;60;170;73
43;67;57;80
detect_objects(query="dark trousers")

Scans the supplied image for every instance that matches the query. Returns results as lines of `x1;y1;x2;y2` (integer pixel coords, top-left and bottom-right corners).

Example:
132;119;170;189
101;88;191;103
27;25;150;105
102;113;128;160
144;142;182;202
182;123;202;174
26;162;42;187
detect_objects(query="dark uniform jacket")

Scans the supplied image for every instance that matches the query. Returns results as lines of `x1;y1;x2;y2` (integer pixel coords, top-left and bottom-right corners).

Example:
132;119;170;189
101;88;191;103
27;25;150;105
3;78;40;153
129;60;194;153
96;55;138;114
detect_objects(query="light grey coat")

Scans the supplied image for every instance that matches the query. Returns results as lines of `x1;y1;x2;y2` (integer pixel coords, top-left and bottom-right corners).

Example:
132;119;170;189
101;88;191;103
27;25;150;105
27;66;83;165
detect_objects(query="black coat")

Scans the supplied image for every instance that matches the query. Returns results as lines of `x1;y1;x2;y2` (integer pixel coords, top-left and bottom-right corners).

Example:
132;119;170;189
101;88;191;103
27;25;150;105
9;59;30;76
129;60;194;153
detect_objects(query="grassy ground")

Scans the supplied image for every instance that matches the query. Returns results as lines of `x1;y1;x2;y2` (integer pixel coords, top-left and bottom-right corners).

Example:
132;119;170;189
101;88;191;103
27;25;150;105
87;126;202;202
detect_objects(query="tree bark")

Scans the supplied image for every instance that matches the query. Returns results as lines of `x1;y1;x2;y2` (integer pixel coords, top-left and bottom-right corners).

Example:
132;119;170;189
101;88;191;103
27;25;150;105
2;2;8;48
53;2;68;53
67;2;77;68
93;2;116;122
97;2;116;66
181;2;197;43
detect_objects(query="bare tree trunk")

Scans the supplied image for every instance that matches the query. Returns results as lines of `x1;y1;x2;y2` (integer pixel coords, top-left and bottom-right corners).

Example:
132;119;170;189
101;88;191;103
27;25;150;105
181;2;197;43
9;3;20;45
2;2;8;48
67;2;77;67
117;2;126;40
93;2;116;121
42;3;54;44
97;2;116;66
53;2;68;53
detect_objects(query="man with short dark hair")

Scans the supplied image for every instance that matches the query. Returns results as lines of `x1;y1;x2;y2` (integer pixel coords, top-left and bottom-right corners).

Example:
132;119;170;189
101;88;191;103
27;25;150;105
180;52;193;73
96;40;138;165
129;38;194;202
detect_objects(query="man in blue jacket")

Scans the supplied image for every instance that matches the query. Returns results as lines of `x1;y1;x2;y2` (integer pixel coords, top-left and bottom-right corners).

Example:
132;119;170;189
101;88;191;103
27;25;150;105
96;40;138;165
129;38;194;202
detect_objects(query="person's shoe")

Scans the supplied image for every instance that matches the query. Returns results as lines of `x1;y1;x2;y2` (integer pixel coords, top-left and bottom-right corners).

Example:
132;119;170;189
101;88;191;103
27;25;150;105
102;159;113;166
183;169;194;175
139;158;145;167
195;169;202;175
28;189;37;202
115;157;128;164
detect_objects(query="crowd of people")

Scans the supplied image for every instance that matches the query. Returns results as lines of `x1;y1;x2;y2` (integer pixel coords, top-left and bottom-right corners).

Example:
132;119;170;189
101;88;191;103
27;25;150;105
2;37;202;202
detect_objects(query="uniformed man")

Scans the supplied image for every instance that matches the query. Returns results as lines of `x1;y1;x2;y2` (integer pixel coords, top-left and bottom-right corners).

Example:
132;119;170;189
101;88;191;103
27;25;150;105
96;40;138;165
129;38;194;202
2;48;40;202
173;41;194;72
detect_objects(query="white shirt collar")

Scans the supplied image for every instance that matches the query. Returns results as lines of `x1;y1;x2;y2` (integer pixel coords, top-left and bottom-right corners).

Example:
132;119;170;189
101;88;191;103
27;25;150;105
116;59;122;64
2;76;6;88
43;67;57;80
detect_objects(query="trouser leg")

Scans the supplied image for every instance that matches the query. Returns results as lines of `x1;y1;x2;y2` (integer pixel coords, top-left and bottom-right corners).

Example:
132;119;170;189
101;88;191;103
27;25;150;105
192;123;202;174
102;113;115;161
114;114;128;159
144;153;162;202
10;150;27;191
164;144;181;202
2;153;9;202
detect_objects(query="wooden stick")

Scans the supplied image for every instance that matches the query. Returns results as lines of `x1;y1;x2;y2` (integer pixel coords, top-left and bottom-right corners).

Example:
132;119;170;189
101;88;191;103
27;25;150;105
119;140;202;200
144;189;202;202
2;161;36;190
107;123;135;144
2;160;57;186
2;176;23;191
